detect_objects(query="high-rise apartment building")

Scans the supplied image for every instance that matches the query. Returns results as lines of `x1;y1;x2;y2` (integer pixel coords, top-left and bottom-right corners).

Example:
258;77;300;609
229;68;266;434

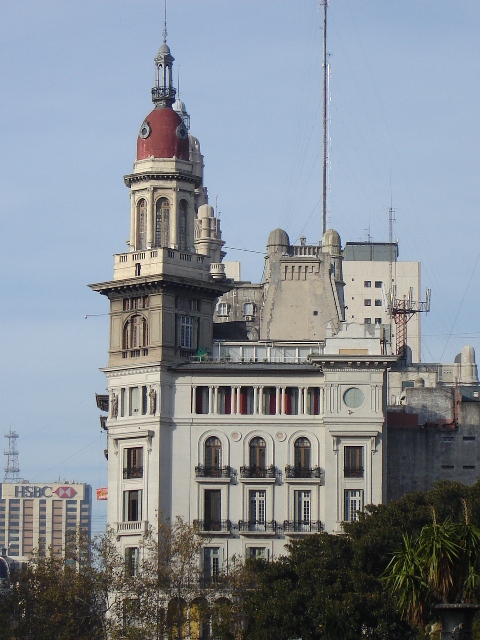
0;482;91;561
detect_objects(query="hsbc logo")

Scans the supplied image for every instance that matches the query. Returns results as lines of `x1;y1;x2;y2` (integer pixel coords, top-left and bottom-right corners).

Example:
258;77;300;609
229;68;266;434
54;486;77;499
14;485;77;499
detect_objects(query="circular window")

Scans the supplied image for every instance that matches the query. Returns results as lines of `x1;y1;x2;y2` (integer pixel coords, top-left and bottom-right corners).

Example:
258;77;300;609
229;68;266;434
343;387;365;409
139;121;151;139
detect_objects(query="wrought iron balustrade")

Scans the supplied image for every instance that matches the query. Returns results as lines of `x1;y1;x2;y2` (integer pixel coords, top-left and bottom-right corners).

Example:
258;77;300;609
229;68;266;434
240;465;278;479
283;520;324;533
285;465;322;479
195;464;233;479
238;520;277;533
123;466;144;479
344;467;364;478
193;519;232;533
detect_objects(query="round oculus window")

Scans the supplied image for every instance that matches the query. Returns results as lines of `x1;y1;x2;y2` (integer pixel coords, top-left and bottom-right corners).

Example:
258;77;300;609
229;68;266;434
176;123;188;140
139;121;151;139
343;387;365;409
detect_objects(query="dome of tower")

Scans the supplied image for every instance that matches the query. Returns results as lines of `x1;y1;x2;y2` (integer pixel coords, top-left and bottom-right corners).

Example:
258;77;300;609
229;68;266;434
137;108;189;161
267;228;290;248
322;228;341;251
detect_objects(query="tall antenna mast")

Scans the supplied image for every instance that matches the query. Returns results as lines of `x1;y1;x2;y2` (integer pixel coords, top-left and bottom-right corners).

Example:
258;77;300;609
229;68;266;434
163;0;168;43
322;0;329;235
4;429;20;483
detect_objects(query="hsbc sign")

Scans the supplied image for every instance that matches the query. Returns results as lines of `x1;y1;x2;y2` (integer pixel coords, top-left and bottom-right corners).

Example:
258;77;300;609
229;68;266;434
14;485;78;499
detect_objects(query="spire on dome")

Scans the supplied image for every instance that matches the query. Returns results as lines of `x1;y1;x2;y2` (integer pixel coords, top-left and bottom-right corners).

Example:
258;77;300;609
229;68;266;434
173;69;190;130
151;0;176;108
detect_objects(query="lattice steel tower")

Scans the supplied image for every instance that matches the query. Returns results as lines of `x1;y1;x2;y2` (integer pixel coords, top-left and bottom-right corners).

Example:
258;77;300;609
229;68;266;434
4;429;20;483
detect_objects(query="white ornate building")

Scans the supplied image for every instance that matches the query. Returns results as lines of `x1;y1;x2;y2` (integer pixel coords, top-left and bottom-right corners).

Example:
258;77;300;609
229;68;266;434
90;37;397;580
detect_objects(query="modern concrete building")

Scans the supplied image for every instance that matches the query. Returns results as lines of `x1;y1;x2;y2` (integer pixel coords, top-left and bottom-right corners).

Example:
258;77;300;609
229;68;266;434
342;241;421;363
0;482;92;561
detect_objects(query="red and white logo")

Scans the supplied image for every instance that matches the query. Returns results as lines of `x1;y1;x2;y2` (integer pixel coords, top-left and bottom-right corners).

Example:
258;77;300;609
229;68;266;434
54;486;77;499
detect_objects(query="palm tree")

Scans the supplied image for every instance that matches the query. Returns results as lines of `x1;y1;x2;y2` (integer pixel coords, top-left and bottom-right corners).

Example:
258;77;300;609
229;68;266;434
384;502;480;635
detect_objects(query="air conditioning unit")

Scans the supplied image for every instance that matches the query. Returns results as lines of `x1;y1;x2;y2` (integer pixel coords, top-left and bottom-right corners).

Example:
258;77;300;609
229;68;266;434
244;315;253;322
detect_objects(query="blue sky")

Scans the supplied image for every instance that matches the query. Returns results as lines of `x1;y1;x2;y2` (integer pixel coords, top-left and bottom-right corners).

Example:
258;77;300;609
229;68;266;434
1;0;479;533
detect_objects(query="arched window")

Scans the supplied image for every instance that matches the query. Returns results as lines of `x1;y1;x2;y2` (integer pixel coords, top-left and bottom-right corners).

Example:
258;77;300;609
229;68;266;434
178;200;188;250
294;437;311;472
155;197;170;247
123;315;148;350
249;437;266;471
136;198;147;250
205;436;222;475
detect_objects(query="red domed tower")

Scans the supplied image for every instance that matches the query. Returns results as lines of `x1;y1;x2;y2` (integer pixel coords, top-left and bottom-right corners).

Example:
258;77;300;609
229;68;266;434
122;35;214;254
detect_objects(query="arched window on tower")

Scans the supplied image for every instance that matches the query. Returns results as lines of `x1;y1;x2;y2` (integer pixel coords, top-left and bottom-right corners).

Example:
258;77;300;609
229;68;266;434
155;198;170;248
123;315;148;352
178;200;188;250
136;198;147;250
205;436;222;477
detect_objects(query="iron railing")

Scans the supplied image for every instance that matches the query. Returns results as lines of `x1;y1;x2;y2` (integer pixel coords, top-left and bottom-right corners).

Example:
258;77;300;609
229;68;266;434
285;465;322;479
195;465;233;479
193;520;232;533
283;520;323;533
123;466;143;479
238;520;277;533
240;465;278;479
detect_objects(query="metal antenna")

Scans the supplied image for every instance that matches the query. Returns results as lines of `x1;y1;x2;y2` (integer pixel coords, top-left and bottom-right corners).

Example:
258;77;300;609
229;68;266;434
4;429;20;483
321;0;329;235
163;0;168;43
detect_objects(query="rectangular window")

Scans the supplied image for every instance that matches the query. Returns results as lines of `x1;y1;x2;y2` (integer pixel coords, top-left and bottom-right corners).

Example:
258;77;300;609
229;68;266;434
217;302;229;316
344;446;364;478
204;490;221;531
294;490;311;531
203;547;220;582
375;299;382;306
120;388;126;417
194;386;209;414
375;281;382;288
246;547;266;560
123;490;142;522
284;388;299;415
217;386;232;414
238;387;254;414
344;489;364;522
243;302;255;317
375;318;382;324
180;315;193;349
364;299;372;306
141;386;148;415
125;547;139;577
123;448;144;479
262;387;277;415
306;388;320;415
249;490;266;530
364;318;372;324
129;387;140;416
364;281;371;287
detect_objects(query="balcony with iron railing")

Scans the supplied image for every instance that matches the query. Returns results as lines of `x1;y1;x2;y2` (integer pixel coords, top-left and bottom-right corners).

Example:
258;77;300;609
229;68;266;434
195;465;233;479
123;466;144;479
238;520;277;534
285;465;323;480
344;467;364;478
239;465;279;481
283;520;324;534
193;520;232;535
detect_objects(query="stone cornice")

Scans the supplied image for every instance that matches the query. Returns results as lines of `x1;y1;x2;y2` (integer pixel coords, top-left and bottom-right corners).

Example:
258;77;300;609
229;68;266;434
89;274;232;298
124;171;201;189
